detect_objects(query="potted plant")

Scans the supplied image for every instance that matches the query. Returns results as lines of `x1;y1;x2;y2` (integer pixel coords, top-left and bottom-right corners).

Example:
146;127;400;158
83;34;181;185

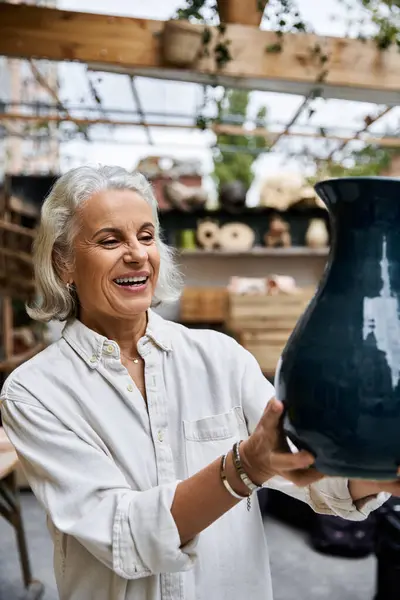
162;19;205;67
217;0;267;27
162;1;232;70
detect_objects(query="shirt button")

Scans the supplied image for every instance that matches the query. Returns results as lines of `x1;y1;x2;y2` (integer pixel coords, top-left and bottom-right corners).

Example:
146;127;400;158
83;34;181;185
157;430;164;442
90;355;97;363
127;384;134;392
106;344;114;354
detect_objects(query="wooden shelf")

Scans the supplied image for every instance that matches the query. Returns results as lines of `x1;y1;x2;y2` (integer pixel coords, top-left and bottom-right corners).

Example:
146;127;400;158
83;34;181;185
178;247;329;257
160;206;327;219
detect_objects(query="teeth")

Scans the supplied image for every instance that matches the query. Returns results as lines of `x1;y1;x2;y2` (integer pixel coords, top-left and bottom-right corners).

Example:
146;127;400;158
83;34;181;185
115;276;148;284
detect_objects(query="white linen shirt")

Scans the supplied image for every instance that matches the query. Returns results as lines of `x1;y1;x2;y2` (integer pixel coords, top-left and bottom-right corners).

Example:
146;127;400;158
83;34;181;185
1;310;388;600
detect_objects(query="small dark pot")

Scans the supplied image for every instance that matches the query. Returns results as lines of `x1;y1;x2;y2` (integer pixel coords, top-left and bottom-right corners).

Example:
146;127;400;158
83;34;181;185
275;177;400;480
219;180;247;214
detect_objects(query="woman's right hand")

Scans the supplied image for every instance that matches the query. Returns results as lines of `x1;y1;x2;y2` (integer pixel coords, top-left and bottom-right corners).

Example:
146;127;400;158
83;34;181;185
240;397;324;487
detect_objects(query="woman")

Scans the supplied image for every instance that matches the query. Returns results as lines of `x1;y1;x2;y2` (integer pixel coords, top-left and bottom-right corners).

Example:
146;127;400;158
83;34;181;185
0;165;397;600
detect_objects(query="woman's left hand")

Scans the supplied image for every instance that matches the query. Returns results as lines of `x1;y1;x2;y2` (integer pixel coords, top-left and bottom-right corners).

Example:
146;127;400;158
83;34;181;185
349;477;400;503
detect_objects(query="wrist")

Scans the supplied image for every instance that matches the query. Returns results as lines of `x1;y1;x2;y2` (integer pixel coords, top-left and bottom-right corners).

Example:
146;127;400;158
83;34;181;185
224;450;251;498
348;479;381;502
240;440;268;487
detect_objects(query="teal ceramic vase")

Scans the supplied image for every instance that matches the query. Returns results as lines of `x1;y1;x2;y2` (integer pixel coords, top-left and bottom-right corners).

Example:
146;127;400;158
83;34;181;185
275;177;400;480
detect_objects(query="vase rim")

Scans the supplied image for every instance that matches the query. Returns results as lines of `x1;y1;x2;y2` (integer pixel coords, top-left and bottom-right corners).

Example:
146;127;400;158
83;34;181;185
315;176;400;190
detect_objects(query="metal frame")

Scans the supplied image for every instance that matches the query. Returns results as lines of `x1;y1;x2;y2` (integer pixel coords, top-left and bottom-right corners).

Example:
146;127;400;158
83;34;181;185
2;58;400;164
1;48;400;185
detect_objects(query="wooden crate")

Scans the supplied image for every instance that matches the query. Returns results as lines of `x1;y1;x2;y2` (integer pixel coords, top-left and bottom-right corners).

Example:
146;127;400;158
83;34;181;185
180;286;228;323
229;287;316;375
238;330;289;375
228;287;315;330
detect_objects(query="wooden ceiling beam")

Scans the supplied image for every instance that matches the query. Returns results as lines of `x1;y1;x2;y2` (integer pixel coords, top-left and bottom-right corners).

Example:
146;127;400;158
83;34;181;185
213;124;400;147
1;3;400;105
0;3;163;69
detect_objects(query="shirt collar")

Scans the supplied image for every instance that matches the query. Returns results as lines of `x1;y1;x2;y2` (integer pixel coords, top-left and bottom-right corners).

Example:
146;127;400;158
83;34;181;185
62;309;172;368
145;309;172;352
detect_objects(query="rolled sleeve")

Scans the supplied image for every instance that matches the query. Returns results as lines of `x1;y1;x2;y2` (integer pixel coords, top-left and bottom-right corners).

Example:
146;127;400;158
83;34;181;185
265;474;389;521
1;397;198;578
307;477;390;521
114;483;198;578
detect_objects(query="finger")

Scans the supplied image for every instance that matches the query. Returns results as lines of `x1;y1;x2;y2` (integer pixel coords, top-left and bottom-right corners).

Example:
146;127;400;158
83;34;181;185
261;398;284;436
284;468;325;487
271;449;315;472
262;397;284;416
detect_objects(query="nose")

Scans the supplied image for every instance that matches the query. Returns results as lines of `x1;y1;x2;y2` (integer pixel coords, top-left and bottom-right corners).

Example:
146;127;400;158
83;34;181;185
123;239;148;264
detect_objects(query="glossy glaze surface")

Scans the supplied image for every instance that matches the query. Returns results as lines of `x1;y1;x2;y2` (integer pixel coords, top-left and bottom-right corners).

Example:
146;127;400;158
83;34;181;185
275;177;400;479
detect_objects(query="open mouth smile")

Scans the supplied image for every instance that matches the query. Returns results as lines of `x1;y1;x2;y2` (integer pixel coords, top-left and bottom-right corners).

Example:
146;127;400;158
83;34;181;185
113;276;149;291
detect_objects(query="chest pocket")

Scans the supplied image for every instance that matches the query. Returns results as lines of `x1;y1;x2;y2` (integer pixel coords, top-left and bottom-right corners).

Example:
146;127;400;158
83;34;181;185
183;406;248;476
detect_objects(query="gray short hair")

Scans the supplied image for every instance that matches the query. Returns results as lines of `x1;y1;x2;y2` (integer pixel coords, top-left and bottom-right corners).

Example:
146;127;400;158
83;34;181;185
27;165;183;322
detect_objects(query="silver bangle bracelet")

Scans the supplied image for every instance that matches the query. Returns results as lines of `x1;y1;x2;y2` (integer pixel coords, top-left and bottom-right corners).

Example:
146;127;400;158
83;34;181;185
220;453;249;501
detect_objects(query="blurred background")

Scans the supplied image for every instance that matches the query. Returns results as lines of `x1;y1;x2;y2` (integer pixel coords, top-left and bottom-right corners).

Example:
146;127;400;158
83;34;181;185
1;0;400;598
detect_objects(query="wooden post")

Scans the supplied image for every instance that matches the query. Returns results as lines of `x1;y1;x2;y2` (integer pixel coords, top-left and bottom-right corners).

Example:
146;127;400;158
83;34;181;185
2;297;13;361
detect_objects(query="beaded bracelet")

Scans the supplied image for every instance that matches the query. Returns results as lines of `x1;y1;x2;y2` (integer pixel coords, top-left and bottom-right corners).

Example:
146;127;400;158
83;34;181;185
232;441;263;495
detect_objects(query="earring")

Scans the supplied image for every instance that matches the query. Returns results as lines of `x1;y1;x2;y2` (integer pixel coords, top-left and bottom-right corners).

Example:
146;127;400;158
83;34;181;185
66;282;74;292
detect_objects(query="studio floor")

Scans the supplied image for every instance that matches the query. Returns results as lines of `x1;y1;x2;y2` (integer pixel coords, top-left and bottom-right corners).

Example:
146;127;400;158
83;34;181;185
0;492;376;600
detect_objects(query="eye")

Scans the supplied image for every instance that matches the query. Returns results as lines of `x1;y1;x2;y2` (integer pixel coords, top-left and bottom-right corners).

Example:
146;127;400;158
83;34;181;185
100;238;119;247
139;233;154;243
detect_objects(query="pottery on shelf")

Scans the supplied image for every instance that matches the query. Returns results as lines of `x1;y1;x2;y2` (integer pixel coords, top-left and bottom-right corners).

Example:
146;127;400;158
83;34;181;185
178;229;197;250
219;222;255;252
275;176;400;480
196;219;220;250
163;180;208;212
305;218;329;248
264;215;291;248
219;180;247;214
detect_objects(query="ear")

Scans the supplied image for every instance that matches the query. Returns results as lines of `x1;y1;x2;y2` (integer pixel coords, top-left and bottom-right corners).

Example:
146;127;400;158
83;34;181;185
52;246;74;286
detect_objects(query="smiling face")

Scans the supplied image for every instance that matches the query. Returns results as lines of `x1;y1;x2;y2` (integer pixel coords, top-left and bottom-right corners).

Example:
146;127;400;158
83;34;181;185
64;188;160;325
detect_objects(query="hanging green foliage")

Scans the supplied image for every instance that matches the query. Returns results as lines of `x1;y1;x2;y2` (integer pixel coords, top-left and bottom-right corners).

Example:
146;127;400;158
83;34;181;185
310;145;400;182
174;0;400;54
212;89;269;190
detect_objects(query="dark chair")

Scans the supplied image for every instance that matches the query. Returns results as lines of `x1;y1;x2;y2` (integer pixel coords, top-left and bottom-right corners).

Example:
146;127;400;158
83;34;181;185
0;430;44;599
